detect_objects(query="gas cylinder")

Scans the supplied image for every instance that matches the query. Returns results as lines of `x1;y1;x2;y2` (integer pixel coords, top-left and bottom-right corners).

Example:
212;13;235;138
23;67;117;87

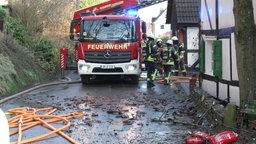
209;131;237;144
185;136;203;144
193;131;211;141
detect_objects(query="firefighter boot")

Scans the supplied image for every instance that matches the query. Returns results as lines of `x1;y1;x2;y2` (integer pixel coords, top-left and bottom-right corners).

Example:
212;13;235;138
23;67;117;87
164;80;168;85
173;72;179;76
172;69;179;76
182;72;187;76
147;81;155;88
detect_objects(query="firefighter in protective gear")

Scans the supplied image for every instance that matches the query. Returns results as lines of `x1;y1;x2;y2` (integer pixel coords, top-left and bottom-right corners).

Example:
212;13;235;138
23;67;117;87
172;36;187;76
145;34;158;87
161;39;177;85
156;38;163;77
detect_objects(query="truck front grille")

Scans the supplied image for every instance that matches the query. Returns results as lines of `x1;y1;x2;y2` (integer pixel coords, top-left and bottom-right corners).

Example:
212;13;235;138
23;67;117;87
85;51;131;63
92;67;123;73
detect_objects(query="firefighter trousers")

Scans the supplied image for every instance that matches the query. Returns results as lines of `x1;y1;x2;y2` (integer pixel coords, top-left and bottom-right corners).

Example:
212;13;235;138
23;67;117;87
163;64;173;84
145;61;157;86
174;60;186;76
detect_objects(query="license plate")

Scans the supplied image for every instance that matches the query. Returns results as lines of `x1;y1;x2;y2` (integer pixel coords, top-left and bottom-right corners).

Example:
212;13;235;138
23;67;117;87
100;65;115;69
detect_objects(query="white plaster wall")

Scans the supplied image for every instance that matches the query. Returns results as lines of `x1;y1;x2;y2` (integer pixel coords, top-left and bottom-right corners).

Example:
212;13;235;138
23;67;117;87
187;53;199;67
202;79;217;97
0;0;8;6
218;0;234;29
153;11;171;37
219;83;228;101
153;23;171;37
231;33;238;81
200;0;248;106
221;38;231;81
253;0;256;24
230;86;240;106
200;0;216;30
199;0;256;30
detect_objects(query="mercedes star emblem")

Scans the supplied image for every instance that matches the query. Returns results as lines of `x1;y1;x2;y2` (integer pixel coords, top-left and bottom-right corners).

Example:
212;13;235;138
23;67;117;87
104;50;112;58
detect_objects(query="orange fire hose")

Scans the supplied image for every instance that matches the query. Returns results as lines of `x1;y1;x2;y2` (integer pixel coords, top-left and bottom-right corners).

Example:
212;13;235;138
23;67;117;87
17;116;23;144
7;107;84;144
8;107;57;128
157;76;198;85
13;115;71;144
9;113;82;136
36;117;77;144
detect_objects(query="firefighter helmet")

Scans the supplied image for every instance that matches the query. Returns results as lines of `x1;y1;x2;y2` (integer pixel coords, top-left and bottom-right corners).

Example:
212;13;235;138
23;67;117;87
157;39;162;42
172;36;179;45
147;34;155;39
166;40;173;45
171;36;178;41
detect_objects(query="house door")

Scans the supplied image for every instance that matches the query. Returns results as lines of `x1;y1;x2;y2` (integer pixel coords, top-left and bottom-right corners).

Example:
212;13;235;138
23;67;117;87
186;27;199;71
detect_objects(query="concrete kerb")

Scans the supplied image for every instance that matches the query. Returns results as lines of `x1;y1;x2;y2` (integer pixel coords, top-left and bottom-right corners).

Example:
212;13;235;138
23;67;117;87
0;78;81;104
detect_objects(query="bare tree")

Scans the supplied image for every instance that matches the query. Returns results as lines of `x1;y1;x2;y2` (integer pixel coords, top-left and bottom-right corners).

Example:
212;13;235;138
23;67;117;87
233;0;256;106
10;0;75;36
79;0;107;9
9;0;107;47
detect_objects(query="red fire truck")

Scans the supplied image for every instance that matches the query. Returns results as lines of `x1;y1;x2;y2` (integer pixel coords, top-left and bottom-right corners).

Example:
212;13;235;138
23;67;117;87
69;0;146;84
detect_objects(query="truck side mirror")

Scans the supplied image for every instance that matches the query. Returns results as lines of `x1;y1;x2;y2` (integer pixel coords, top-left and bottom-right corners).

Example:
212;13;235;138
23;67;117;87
70;19;81;41
142;33;147;40
70;20;75;40
141;21;146;34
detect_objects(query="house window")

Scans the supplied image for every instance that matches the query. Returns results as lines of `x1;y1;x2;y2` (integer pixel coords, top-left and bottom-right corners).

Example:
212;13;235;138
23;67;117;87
160;25;164;29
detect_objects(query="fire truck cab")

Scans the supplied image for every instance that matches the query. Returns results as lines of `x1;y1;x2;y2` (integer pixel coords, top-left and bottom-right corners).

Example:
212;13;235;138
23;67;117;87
70;0;147;84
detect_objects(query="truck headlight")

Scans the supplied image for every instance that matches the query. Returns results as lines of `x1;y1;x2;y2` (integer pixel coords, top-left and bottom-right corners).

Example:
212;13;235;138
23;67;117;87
142;63;145;68
79;64;90;71
126;65;137;71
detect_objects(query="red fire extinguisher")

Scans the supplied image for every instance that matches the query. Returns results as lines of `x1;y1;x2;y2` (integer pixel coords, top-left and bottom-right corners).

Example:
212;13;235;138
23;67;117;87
209;131;238;144
185;136;203;144
193;131;211;141
185;131;211;144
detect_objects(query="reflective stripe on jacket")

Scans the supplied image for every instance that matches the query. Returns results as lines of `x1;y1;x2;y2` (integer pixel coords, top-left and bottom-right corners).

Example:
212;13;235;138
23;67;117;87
146;40;157;62
162;47;175;65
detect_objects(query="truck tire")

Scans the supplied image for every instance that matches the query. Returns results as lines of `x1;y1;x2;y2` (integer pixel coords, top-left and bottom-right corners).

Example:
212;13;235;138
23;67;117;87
81;75;90;84
130;75;139;84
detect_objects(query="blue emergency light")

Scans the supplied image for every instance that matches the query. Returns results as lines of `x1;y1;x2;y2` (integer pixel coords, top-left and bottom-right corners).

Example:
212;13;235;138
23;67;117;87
80;11;92;16
126;9;138;17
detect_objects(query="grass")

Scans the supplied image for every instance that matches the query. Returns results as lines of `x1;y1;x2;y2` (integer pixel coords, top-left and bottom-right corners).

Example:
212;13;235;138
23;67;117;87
0;33;45;97
0;54;17;95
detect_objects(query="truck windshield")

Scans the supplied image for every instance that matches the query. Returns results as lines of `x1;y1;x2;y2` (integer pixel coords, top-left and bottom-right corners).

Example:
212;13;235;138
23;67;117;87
81;19;137;42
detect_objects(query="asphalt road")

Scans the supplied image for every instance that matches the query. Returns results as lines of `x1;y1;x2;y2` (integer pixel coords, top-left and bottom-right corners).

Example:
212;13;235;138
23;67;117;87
0;72;211;144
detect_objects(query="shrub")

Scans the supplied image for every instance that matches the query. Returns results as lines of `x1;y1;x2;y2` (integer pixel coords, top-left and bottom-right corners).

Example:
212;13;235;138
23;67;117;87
4;16;29;45
34;39;54;62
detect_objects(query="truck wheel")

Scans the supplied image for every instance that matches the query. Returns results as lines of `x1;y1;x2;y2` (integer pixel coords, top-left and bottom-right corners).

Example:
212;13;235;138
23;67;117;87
130;75;139;84
81;75;90;84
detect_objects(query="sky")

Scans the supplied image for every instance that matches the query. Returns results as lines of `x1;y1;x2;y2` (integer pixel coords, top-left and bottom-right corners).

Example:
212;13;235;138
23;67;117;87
0;0;8;6
138;1;168;23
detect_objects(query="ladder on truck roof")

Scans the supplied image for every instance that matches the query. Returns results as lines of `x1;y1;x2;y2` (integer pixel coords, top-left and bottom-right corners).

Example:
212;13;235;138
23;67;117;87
73;0;139;19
